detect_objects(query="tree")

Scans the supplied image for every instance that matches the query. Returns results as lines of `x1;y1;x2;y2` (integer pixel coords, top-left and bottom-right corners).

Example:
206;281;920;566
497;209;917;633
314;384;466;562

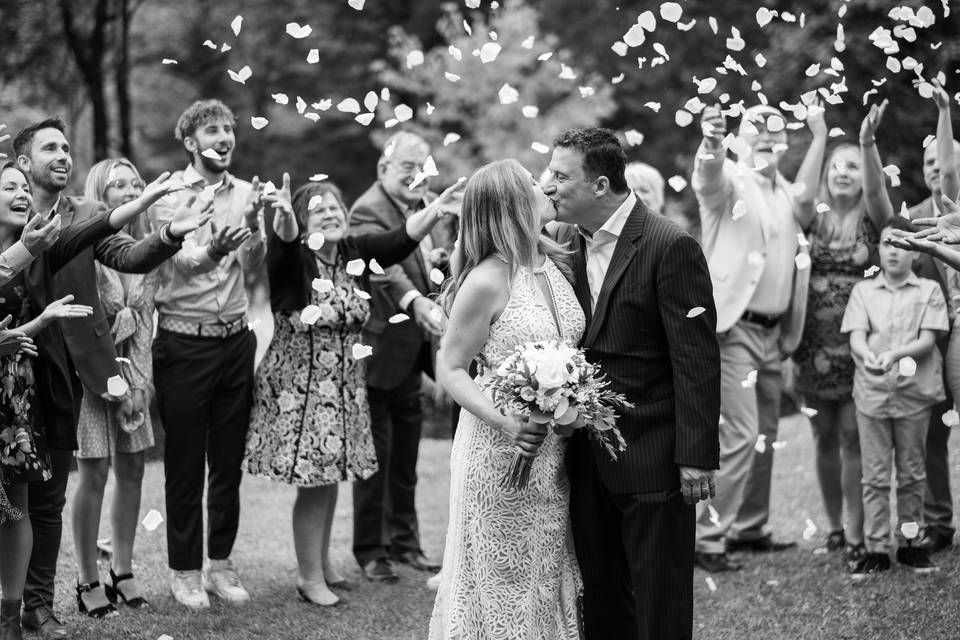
375;0;616;182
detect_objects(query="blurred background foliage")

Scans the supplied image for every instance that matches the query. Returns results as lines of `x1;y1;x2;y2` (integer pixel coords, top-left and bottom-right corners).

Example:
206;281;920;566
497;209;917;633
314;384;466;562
2;0;959;227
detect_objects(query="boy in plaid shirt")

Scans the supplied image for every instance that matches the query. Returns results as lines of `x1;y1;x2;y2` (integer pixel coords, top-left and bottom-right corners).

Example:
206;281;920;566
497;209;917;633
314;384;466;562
841;217;949;577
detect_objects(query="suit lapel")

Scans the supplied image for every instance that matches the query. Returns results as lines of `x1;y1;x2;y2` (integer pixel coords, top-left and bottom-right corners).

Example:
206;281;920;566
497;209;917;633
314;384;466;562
572;234;592;328
583;204;646;347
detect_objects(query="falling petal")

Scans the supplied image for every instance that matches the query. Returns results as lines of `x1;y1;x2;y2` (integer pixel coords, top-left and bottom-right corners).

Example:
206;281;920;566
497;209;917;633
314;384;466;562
686;307;706;318
346;259;365;276
443;133;461;146
285;22;312;39
337;98;361;114
624;130;644;146
312;278;334;294
352;343;374;359
142;509;164;532
230;15;243;36
348;0;365;9
430;268;445;285
898;357;917;377
389;313;410;324
394;104;414;122
498;84;520;105
668;175;687;192
250;117;269;130
531;142;550;154
479;42;501;63
522;105;539;118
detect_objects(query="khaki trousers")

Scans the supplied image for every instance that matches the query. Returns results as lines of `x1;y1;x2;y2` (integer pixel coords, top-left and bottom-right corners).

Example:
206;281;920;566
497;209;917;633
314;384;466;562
696;320;782;554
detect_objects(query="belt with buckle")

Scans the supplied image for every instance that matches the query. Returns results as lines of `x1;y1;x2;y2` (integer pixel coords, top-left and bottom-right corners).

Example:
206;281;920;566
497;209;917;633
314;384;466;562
741;310;782;329
158;316;247;338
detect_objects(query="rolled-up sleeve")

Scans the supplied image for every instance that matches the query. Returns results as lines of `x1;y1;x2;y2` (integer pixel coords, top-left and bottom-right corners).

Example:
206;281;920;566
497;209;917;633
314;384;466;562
0;242;36;286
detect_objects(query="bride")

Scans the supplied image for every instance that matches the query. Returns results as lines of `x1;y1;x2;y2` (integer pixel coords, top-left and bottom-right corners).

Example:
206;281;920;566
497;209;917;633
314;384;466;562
429;159;585;639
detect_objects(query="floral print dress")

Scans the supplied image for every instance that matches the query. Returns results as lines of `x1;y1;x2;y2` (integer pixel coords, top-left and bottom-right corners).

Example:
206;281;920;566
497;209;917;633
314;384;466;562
794;212;880;400
245;257;378;487
0;272;51;523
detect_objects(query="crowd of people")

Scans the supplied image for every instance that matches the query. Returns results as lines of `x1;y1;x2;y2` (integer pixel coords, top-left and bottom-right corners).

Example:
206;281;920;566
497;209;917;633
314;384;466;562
0;84;956;640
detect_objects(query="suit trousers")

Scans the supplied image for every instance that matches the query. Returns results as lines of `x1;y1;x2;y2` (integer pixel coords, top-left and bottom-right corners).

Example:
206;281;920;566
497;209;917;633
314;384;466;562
153;328;255;571
24;448;74;613
857;409;930;553
353;362;425;566
569;436;695;640
697;320;782;553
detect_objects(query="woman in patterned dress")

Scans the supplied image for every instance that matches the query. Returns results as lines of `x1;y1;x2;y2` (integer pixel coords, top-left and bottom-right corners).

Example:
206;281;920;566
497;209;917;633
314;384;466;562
69;159;164;618
0;161;177;639
429;160;582;640
793;103;893;561
245;177;461;606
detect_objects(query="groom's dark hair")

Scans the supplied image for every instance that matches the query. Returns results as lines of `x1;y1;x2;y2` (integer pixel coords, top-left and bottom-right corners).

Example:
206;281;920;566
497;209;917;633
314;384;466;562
553;128;629;194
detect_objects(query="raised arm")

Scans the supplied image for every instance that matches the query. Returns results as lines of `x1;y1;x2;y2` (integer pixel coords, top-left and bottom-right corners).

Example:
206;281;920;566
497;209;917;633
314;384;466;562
792;102;828;231
859;100;895;230
15;294;93;338
933;80;959;203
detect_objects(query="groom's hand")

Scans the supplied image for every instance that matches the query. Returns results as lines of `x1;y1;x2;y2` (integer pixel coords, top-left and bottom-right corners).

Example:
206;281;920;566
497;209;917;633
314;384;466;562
679;466;716;504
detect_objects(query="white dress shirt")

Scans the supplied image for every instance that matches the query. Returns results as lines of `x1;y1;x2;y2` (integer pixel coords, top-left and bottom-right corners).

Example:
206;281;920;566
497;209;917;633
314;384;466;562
582;191;636;310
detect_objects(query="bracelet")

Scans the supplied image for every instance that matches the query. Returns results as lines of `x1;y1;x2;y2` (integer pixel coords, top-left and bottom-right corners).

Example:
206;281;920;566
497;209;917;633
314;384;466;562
161;223;182;244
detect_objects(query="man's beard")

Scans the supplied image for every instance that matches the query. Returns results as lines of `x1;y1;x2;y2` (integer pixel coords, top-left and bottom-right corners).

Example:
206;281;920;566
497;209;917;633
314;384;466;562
34;168;68;194
198;152;230;174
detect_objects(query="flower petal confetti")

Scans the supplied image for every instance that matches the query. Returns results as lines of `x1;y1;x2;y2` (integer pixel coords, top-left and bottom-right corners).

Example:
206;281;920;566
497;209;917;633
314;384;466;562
353;288;371;300
707;504;721;527
898;356;917;377
352;343;374;359
625;129;644;146
250;117;269;130
498;84;520;105
285;22;312;39
800;406;819;418
705;576;718;592
795;253;811;271
864;265;880;277
300;305;322;325
942;409;959;427
389;313;410;324
348;0;365;9
668;175;687;192
162;58;178;65
802;518;818;540
230;15;243;36
368;259;385;275
686;307;706;318
755;434;767;453
337;98;360;114
479;42;501;63
312;278;334;294
346;259;366;276
142;509;164;532
430;268;445;285
659;2;682;22
522;105;539;118
107;375;129;396
900;521;920;540
741;369;758;389
531;142;550;154
227;65;252;84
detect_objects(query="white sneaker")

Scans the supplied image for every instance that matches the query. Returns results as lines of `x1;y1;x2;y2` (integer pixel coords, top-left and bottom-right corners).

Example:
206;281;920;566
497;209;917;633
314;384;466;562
203;558;250;605
426;571;442;590
171;570;210;609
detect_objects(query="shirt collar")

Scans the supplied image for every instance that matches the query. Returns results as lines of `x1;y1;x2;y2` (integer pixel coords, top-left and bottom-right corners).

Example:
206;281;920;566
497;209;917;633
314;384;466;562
47;196;62;219
182;164;233;191
874;270;920;291
583;191;636;244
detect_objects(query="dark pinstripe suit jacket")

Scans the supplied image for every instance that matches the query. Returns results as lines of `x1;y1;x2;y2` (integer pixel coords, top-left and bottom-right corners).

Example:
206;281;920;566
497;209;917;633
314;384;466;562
565;201;721;494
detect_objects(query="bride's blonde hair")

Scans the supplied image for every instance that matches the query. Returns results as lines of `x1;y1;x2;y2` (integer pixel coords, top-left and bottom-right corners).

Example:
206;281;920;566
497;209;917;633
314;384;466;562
442;159;569;311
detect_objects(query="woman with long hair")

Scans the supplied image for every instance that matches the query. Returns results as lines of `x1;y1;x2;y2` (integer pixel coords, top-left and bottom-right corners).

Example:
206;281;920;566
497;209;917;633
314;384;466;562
429;159;582;639
0;161;182;639
792;102;894;565
244;175;460;606
70;158;187;618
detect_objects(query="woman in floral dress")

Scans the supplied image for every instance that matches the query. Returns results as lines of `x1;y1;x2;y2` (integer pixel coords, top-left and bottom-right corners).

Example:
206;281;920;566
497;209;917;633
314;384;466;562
245;177;460;606
793;104;893;562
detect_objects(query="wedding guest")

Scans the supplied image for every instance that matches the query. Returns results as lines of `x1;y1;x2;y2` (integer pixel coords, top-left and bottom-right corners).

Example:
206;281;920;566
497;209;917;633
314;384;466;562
0;160;176;640
906;82;960;554
624;161;665;214
691;105;815;572
70;158;202;618
245;176;462;606
149;99;265;610
347;132;454;582
793;102;893;562
842;217;948;577
12;117;188;638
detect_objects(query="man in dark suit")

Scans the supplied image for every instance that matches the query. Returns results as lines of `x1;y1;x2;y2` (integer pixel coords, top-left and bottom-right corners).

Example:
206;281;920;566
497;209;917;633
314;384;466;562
13;117;185;639
348;132;454;582
543;128;721;640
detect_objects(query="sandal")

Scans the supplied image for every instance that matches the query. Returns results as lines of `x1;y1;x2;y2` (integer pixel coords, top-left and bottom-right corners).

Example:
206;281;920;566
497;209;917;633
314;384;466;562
104;569;149;609
76;581;119;618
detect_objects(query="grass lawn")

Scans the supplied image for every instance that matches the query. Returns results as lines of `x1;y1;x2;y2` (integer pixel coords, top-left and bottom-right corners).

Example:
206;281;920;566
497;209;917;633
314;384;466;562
48;413;960;639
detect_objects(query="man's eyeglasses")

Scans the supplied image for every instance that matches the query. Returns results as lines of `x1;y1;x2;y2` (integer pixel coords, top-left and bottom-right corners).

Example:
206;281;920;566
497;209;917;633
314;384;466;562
389;160;424;174
105;179;145;191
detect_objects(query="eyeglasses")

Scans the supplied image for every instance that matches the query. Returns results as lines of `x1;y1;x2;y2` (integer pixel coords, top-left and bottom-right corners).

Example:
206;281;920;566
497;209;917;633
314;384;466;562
389;160;425;174
105;179;145;192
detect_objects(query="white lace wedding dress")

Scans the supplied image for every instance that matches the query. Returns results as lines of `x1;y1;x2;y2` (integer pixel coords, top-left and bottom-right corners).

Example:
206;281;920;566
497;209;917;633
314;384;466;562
429;258;586;640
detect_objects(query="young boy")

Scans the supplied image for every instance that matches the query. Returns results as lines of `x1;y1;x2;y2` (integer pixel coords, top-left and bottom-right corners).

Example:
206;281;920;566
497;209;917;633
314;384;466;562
841;216;950;577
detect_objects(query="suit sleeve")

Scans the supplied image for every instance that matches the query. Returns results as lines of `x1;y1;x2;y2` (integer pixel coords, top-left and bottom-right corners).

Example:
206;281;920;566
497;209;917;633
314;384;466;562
341;225;420;267
656;234;721;470
47;211;117;273
349;203;424;308
94;228;179;274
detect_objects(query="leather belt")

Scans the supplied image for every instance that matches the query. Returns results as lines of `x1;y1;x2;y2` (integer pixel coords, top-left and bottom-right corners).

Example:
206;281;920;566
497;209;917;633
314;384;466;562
158;316;247;338
741;310;782;329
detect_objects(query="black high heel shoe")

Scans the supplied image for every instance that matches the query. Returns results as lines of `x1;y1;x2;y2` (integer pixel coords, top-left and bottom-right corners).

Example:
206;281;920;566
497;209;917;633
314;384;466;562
104;569;149;609
76;581;118;619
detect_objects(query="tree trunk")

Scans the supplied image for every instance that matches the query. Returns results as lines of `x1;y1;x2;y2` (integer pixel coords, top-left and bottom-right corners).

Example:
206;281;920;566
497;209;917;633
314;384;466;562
60;0;111;160
116;0;132;160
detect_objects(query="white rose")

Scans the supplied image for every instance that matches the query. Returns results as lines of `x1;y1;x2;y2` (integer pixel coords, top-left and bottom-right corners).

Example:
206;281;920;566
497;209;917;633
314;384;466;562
529;351;573;389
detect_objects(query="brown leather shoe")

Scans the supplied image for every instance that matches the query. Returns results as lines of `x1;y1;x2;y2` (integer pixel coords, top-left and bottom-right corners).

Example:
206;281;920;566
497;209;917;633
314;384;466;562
392;550;441;573
21;607;67;640
360;559;398;583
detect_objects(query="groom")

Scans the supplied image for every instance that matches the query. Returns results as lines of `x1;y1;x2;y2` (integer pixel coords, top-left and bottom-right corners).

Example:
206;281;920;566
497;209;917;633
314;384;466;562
544;128;721;640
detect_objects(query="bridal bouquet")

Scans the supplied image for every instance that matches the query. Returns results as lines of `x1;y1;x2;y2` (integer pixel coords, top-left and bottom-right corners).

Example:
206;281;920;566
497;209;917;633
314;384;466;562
485;340;630;490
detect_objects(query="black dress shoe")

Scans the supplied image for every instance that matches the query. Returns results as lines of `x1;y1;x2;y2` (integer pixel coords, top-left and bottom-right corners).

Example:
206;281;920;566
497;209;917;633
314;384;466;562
20;607;67;640
392;550;441;573
360;559;398;583
917;528;954;553
695;552;743;573
726;535;797;553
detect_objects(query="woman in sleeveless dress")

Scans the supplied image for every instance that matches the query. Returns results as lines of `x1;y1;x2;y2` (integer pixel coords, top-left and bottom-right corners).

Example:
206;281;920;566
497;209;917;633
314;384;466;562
429;159;585;640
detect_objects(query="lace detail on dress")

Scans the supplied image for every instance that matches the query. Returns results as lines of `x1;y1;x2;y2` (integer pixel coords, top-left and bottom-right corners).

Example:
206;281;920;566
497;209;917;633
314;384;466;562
429;258;586;640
